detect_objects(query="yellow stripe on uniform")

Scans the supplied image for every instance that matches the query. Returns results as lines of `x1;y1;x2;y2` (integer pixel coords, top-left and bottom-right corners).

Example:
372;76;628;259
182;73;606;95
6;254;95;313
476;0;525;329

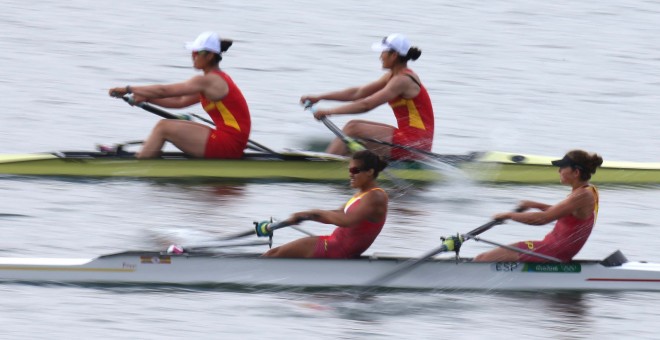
389;98;426;130
204;101;241;131
406;100;425;130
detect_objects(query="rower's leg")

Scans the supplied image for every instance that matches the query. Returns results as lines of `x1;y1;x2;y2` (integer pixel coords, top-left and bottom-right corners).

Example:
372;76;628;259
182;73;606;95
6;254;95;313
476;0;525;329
473;244;521;262
325;120;395;157
138;120;212;159
262;236;319;258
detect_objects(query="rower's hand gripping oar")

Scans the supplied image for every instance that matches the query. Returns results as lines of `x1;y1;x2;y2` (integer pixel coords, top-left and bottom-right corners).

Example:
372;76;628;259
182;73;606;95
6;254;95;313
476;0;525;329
217;215;314;244
303;100;365;153
112;95;278;155
363;207;526;289
303;101;412;192
253;215;315;247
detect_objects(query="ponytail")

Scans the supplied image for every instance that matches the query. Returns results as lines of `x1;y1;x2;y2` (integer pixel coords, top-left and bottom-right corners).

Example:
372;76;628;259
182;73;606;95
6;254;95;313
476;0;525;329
212;39;233;64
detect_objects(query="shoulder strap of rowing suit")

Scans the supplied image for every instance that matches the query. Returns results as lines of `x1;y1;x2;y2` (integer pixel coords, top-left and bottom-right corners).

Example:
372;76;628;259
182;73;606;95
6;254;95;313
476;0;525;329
589;184;599;222
404;73;422;88
388;69;422;88
344;188;386;212
578;184;599;223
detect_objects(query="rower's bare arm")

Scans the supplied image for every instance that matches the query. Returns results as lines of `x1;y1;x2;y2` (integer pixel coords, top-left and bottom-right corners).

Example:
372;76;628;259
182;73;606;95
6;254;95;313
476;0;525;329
148;94;199;108
131;74;225;104
309;74;390;103
519;200;551;211
511;190;594;225
324;75;406;115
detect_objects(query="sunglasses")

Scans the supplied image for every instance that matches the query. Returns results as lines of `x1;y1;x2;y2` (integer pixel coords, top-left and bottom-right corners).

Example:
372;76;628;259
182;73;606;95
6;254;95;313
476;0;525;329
192;50;210;57
348;166;367;175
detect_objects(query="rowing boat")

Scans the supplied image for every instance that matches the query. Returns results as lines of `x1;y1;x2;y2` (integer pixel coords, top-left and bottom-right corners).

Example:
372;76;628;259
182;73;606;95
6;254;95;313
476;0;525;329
0;249;658;291
0;149;442;182
1;148;659;183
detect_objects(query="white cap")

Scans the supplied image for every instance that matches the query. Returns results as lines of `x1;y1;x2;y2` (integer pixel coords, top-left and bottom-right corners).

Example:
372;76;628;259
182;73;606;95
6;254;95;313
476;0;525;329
185;31;221;53
371;33;411;56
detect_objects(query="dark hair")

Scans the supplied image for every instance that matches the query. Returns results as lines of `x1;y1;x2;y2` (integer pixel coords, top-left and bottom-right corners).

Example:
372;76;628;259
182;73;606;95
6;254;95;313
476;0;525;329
566;150;604;180
211;39;233;64
352;150;388;178
397;46;422;63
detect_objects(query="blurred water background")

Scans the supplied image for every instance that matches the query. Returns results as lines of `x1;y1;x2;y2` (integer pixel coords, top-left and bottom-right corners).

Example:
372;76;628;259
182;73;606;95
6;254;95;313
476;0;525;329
1;0;660;339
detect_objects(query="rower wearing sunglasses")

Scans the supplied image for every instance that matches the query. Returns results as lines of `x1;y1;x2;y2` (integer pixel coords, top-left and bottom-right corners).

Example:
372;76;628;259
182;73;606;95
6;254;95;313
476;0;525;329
263;150;389;258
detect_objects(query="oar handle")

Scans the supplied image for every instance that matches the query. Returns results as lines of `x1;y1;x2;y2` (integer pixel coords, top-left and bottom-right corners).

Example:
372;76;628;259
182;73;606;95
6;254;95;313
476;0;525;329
118;95;190;120
462;207;526;241
254;215;314;237
303;101;365;153
462;219;506;240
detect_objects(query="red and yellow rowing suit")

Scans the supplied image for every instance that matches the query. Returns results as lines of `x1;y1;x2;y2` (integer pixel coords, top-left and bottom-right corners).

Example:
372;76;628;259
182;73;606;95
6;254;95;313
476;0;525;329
313;188;387;259
199;70;251;159
516;185;599;262
388;69;434;160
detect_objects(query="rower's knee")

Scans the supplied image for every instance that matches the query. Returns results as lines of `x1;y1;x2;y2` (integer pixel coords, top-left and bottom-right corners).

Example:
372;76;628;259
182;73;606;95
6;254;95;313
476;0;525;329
342;120;362;135
262;247;279;257
153;119;177;135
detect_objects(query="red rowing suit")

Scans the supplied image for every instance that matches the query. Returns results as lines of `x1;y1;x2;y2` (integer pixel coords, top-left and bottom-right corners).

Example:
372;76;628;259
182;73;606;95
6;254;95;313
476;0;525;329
516;185;599;262
313;188;387;259
199;70;251;159
387;69;435;160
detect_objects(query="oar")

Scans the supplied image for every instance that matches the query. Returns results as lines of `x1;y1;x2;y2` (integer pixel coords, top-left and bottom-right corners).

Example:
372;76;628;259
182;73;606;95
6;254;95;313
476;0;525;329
119;96;187;120
171;239;272;254
360;138;472;167
170;217;313;254
469;236;561;262
362;208;525;289
302;101;366;153
300;101;467;167
115;96;279;154
303;102;412;190
213;216;314;242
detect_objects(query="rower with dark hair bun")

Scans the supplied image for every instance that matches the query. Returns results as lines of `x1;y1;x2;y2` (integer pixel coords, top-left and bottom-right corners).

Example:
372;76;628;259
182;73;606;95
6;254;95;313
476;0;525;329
475;150;604;263
301;33;435;161
263;150;389;259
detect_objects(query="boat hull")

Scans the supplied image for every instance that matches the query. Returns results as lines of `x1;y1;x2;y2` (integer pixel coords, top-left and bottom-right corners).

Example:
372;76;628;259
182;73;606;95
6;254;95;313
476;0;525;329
1;151;659;183
0;152;441;182
467;152;660;183
1;251;659;291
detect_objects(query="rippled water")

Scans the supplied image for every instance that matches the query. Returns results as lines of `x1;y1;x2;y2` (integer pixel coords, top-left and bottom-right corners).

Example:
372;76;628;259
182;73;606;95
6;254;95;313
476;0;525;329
1;0;660;339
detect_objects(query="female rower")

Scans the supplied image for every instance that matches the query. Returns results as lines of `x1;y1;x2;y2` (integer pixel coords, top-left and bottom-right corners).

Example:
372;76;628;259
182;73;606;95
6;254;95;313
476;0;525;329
109;31;251;159
300;33;434;160
263;150;389;258
474;150;604;263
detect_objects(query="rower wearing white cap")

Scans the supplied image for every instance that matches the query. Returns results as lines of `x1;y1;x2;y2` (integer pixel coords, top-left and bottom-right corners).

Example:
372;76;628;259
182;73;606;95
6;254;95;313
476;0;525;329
109;31;251;159
301;33;434;160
